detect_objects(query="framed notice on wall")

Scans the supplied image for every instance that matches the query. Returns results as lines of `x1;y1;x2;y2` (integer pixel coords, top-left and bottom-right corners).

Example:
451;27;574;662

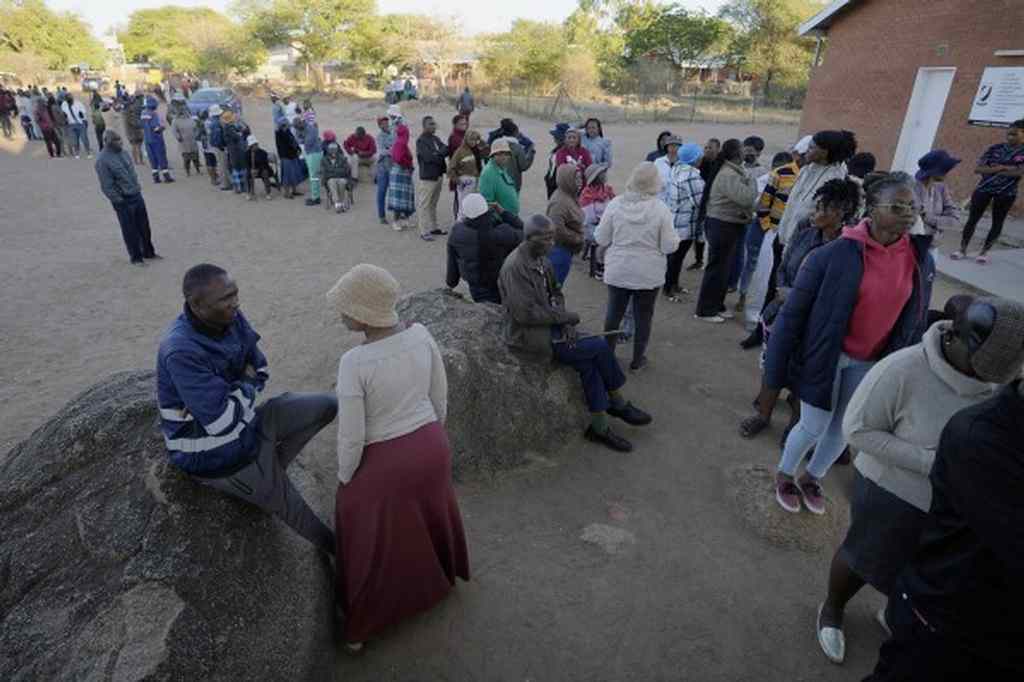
969;67;1024;127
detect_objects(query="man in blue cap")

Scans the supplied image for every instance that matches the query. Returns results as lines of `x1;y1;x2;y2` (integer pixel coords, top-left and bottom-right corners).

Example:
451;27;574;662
544;123;571;198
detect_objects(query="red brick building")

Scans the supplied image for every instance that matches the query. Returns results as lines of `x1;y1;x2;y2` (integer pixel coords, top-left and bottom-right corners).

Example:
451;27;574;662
799;0;1024;208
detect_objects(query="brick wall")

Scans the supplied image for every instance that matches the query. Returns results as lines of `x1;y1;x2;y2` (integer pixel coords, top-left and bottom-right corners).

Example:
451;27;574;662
799;0;1024;210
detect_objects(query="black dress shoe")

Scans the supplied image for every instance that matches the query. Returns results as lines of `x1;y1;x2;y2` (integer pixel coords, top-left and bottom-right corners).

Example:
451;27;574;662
144;253;163;260
740;327;763;350
585;425;633;452
130;258;146;266
607;401;652;426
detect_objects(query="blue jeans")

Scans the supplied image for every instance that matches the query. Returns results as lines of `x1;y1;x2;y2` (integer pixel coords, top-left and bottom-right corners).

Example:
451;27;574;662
69;122;90;155
375;163;391;219
548;245;573;285
739;220;764;295
552;336;626;413
778;354;874;478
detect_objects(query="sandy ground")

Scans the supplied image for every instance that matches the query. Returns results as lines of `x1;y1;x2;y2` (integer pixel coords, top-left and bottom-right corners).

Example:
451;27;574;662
0;97;971;680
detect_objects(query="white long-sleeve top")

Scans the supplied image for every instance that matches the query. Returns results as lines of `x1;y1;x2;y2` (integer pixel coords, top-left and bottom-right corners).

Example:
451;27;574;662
335;323;447;483
595;191;680;290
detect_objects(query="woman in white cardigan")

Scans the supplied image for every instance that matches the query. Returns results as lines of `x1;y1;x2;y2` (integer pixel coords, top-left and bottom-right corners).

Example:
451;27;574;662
328;264;469;652
595;161;679;371
815;297;1024;665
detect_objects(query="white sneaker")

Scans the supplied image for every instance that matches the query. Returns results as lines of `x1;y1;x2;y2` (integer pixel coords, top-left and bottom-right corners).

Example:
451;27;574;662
391;221;402;232
694;314;726;324
817;603;845;664
719;310;736;320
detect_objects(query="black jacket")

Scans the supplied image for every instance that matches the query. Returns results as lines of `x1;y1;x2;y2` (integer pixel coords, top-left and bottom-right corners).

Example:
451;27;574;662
416;133;448;181
900;381;1024;671
446;210;524;302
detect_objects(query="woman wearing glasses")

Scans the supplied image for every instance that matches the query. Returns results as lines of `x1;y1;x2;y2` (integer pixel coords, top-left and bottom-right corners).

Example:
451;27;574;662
764;172;935;515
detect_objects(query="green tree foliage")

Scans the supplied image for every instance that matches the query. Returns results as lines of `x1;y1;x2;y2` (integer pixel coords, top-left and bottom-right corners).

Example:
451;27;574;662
233;0;376;68
719;0;823;96
480;20;567;89
119;7;265;76
0;0;106;70
622;4;730;70
348;13;456;78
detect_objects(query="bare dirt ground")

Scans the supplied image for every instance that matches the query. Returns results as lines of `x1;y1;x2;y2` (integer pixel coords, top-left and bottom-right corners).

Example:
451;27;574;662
0;96;970;681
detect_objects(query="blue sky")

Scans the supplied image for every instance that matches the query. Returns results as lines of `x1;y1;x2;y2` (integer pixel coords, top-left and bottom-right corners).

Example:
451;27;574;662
48;0;728;38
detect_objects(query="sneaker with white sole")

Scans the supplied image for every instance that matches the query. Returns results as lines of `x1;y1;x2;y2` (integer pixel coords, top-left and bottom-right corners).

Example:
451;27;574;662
719;310;736;320
695;314;726;324
799;477;827;515
817;603;846;664
775;474;802;513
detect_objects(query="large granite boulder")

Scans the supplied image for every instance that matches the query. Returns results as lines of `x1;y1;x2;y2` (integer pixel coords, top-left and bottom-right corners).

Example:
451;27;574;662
0;371;334;681
397;288;587;474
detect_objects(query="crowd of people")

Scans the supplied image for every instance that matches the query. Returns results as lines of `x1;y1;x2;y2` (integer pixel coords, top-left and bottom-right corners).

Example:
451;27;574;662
8;79;1024;675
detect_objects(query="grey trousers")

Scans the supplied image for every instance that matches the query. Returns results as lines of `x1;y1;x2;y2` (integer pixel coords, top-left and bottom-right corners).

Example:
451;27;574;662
197;392;338;553
215;148;230;188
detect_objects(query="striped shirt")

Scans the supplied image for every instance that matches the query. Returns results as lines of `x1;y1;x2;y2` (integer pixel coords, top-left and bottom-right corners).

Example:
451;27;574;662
757;162;800;232
976;143;1024;198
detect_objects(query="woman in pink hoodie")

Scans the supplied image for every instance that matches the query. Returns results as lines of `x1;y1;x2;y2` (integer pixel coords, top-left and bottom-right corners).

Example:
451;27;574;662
385;121;416;230
763;172;935;517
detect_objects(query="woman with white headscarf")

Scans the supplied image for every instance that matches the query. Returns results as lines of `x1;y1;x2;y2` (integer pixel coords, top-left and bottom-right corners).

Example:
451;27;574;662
595;162;680;371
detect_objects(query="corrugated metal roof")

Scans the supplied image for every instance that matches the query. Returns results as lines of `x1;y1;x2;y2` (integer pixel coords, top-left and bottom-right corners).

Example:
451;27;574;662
798;0;857;36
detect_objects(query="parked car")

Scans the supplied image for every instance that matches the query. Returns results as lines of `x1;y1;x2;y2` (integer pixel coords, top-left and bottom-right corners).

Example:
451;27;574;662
187;87;243;117
81;73;110;92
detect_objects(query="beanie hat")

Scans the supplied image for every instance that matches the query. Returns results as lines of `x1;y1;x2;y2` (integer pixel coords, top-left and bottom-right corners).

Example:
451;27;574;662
625;161;662;196
679;143;703;166
792;135;813;154
246;135;258;148
326;264;400;328
322;129;336;143
971;297;1024;384
462;193;489;219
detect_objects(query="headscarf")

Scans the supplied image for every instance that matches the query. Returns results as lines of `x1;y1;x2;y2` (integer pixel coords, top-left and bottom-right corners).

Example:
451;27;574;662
625;161;662;196
448;114;467;157
322;129;337;144
390;123;413;168
678;143;703;166
449;129;483;180
580;165;615;208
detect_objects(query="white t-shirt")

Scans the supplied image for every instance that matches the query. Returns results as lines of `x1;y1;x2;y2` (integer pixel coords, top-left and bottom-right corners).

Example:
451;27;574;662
335;323;447;483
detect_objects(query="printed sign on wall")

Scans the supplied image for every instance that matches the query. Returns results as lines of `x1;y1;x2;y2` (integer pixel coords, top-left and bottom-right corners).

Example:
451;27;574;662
969;67;1024;127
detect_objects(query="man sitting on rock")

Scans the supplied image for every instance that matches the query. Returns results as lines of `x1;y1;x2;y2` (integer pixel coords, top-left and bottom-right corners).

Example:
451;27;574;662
446;193;524;304
157;264;338;554
497;215;652;452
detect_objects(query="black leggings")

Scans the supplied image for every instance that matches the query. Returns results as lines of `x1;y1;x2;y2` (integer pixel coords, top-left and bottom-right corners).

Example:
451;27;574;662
664;239;705;292
961;189;1017;252
604;286;659;365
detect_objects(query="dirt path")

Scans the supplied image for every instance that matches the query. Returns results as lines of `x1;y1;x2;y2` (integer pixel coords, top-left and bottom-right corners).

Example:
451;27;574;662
0;97;969;680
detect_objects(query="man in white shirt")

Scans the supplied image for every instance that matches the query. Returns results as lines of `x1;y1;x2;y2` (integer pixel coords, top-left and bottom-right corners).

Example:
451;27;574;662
60;93;91;158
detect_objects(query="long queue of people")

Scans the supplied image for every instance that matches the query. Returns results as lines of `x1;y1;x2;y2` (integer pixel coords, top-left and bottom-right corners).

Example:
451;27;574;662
12;82;1024;673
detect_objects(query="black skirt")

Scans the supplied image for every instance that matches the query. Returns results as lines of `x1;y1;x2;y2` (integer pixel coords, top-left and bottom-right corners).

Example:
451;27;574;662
839;471;928;596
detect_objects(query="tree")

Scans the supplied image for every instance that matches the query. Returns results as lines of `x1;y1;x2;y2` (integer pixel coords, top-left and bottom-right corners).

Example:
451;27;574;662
233;0;376;82
0;0;106;70
622;5;730;71
480;20;567;90
719;0;823;97
119;7;265;76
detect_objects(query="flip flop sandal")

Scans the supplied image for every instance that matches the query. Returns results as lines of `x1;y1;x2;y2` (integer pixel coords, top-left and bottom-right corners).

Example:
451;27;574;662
739;415;769;439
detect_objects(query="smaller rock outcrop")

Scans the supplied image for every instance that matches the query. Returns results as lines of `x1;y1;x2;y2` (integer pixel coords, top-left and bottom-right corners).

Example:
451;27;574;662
397;289;587;474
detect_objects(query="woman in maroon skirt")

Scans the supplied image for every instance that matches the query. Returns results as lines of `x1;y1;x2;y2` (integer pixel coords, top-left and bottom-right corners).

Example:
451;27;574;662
327;263;470;653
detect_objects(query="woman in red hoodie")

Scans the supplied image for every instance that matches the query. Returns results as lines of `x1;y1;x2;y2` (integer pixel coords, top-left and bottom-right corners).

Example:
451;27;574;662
764;172;934;516
385;120;415;230
554;127;592;193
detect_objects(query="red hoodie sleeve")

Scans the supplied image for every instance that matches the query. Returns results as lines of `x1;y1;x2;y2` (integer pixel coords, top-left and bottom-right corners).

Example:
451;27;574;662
343;134;357;155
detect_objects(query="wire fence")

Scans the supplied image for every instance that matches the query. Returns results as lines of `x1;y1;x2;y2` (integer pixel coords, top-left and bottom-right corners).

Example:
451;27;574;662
430;81;803;126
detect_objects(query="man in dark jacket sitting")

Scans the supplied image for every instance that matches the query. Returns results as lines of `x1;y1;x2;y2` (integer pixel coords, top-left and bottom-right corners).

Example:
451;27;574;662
157;264;338;555
497;216;652;453
446;193;524;303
